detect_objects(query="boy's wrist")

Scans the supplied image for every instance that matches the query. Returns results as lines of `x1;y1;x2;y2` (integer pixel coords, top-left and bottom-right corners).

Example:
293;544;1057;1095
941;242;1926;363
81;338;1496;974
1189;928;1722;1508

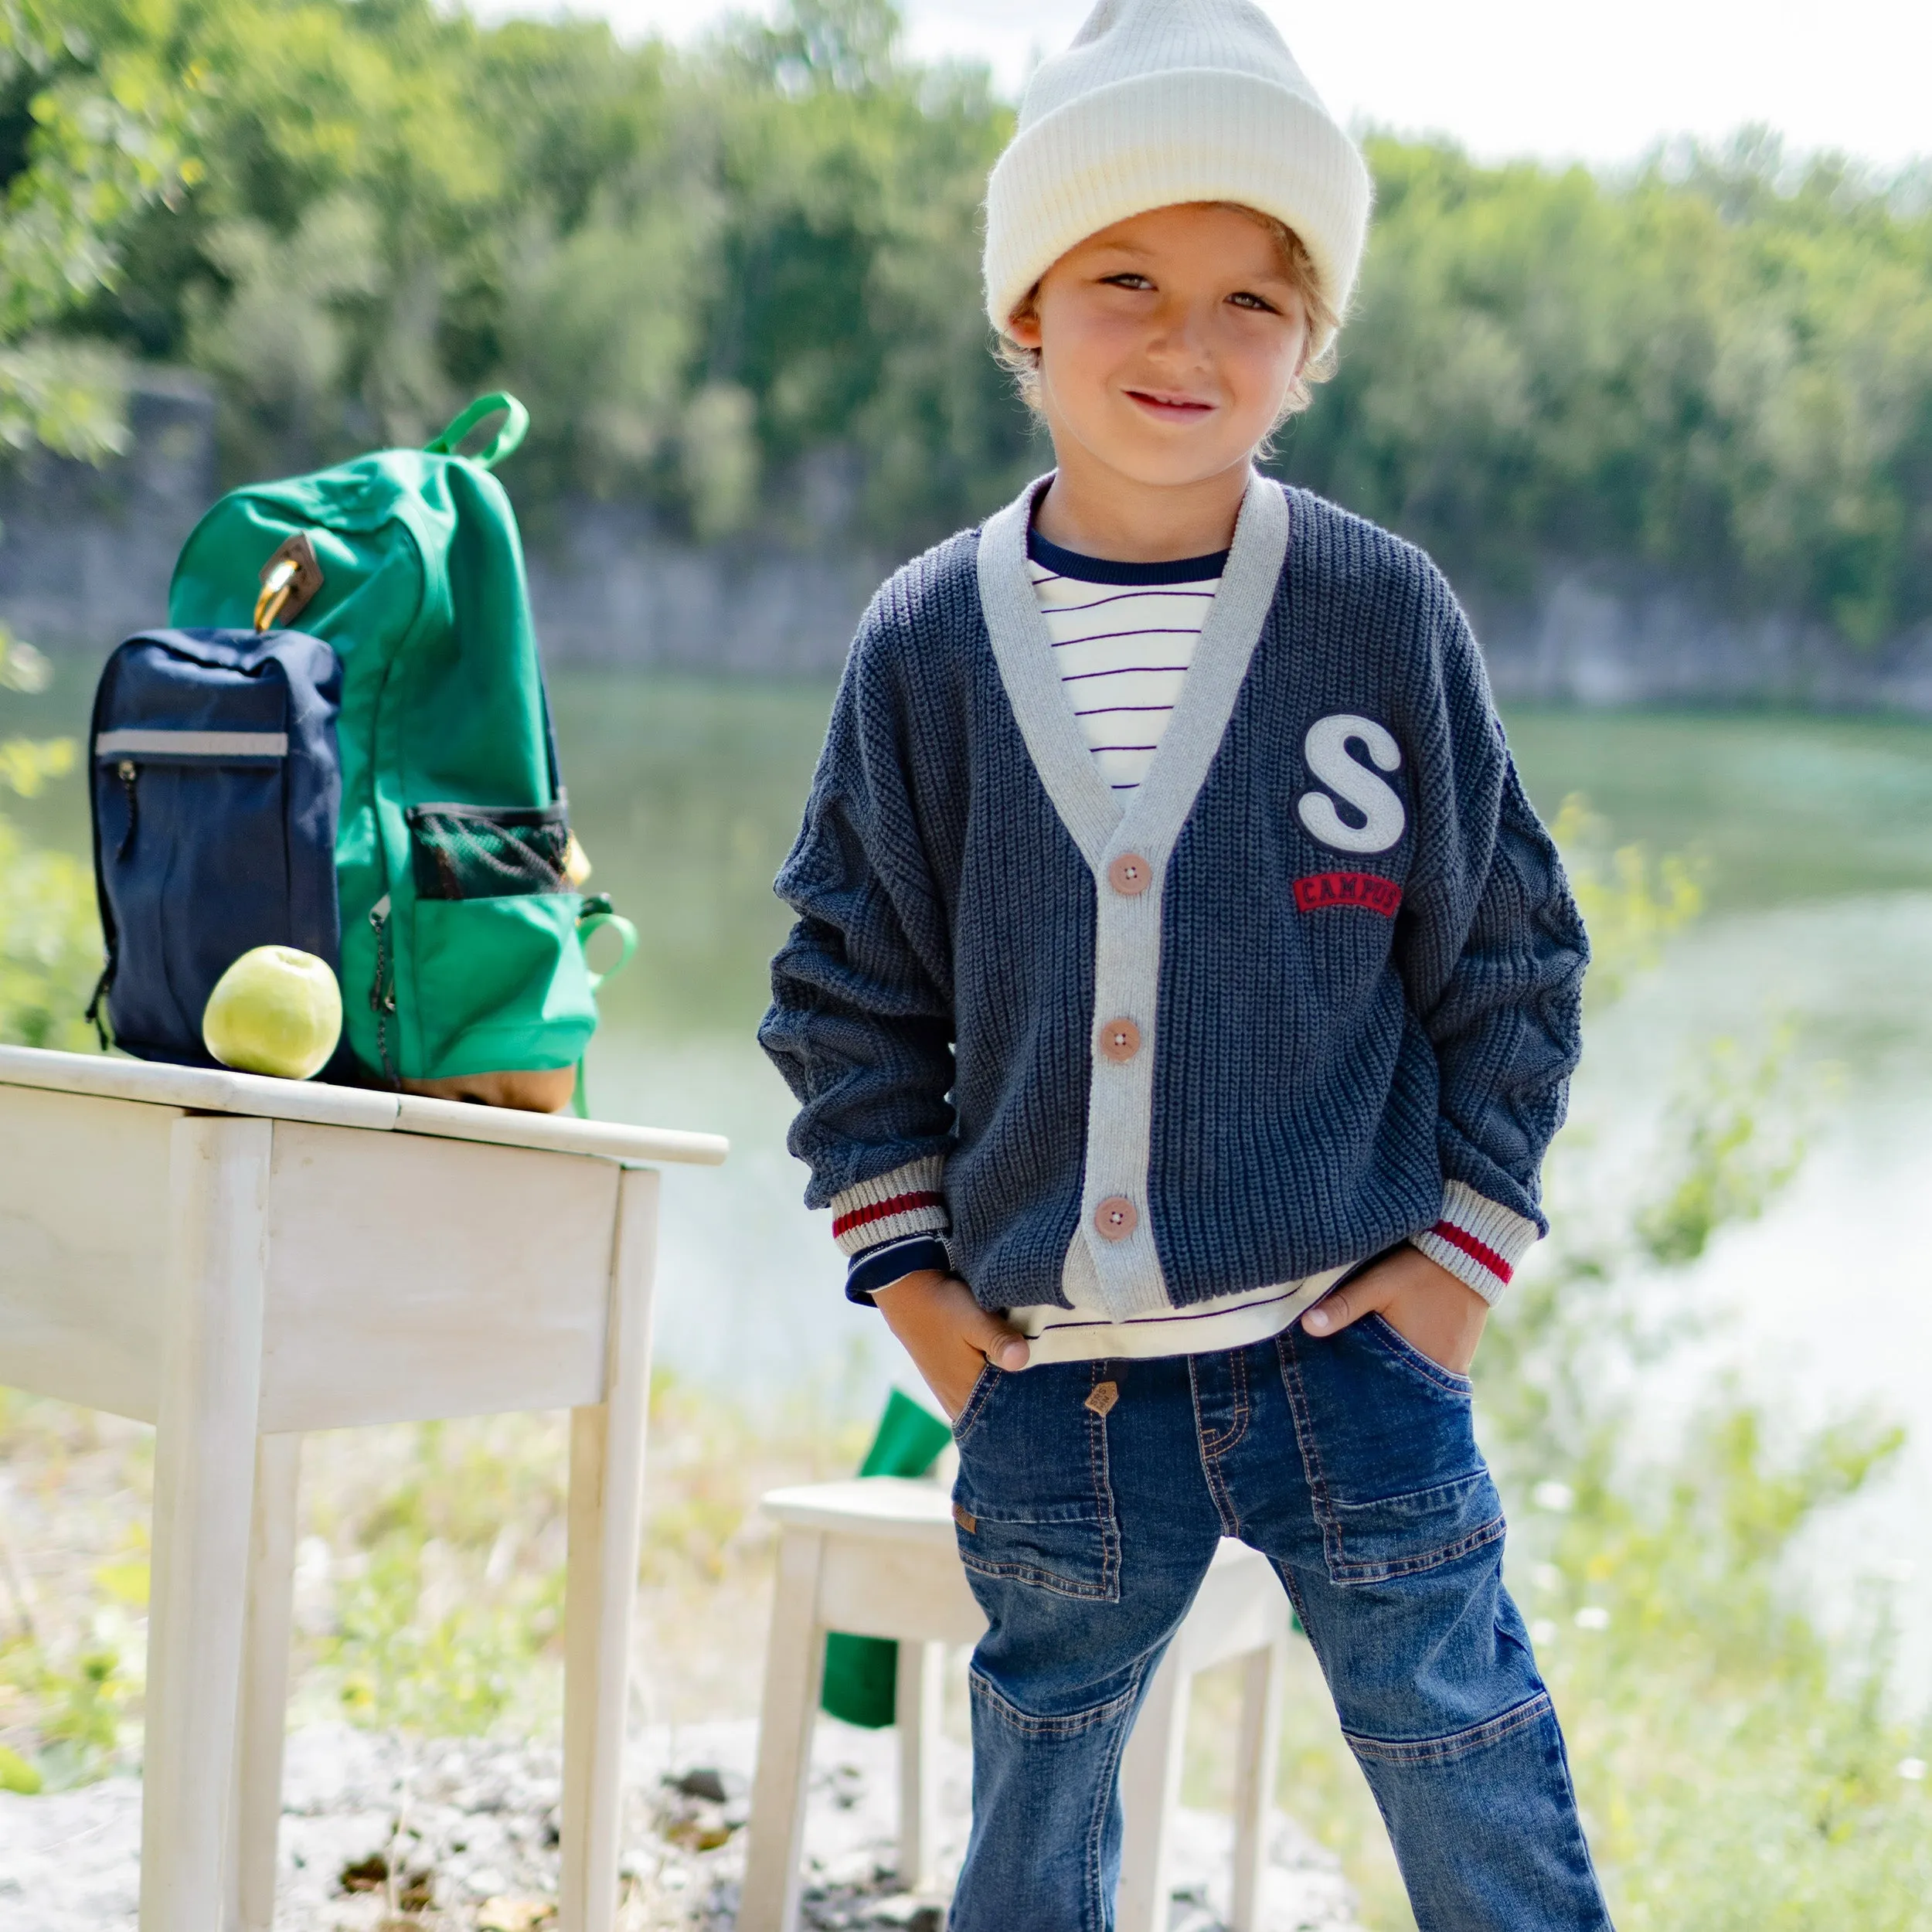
869;1267;951;1304
845;1231;953;1305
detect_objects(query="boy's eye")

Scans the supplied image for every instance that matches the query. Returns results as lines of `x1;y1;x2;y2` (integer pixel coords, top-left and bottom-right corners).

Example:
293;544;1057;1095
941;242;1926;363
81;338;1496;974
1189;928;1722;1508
1100;273;1155;291
1229;291;1281;315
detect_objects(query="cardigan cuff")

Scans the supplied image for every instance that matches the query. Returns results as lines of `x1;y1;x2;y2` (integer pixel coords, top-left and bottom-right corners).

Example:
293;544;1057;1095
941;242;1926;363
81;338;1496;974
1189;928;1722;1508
845;1233;953;1305
1410;1180;1539;1305
831;1155;950;1256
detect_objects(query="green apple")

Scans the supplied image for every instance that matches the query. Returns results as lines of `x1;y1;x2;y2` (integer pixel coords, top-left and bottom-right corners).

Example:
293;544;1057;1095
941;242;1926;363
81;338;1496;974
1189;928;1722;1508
202;945;342;1080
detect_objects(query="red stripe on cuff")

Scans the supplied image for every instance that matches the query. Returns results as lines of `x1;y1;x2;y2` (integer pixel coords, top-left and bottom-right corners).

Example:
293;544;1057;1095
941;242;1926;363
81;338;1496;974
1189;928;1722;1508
1430;1220;1514;1284
833;1191;946;1240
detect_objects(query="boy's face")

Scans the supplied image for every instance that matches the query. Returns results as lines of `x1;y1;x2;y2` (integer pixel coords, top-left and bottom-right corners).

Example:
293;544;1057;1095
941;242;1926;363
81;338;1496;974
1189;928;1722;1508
1010;202;1311;495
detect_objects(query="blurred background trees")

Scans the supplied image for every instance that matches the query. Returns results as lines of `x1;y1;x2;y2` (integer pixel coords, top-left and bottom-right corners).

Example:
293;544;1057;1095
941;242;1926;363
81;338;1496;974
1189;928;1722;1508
2;0;1924;643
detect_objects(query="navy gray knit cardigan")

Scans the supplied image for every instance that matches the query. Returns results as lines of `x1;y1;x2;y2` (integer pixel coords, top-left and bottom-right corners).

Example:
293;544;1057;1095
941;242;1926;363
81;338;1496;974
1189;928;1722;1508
758;474;1587;1319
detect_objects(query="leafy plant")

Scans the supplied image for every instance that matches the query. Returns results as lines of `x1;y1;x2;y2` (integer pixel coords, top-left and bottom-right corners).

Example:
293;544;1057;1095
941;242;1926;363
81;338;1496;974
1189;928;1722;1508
1;0;200;456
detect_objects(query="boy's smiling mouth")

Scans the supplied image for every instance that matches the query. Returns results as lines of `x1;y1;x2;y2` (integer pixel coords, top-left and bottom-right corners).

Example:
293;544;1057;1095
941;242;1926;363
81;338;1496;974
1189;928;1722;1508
1122;386;1216;422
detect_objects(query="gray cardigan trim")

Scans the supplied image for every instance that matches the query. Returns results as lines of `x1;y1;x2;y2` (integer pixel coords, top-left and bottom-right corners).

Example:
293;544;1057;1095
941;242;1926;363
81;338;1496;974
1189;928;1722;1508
978;472;1292;1318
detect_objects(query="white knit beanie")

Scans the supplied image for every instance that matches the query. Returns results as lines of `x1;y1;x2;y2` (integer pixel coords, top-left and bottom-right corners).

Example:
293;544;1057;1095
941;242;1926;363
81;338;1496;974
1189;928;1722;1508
983;0;1372;353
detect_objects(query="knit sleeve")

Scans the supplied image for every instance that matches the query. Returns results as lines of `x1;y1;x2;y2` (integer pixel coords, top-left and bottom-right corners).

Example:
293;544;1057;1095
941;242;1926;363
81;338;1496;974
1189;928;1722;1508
757;627;958;1241
1397;598;1589;1301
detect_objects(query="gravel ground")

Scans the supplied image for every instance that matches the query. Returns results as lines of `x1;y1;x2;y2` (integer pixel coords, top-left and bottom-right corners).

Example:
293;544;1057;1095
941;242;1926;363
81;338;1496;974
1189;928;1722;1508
0;1717;1359;1932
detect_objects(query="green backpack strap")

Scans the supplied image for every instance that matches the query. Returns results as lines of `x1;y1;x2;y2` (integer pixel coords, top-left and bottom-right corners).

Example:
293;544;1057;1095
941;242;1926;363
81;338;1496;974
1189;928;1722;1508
569;896;638;1120
425;393;529;470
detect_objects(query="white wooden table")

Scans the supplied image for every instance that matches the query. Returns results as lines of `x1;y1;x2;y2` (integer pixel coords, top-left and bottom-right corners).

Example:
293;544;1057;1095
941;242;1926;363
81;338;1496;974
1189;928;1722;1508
0;1044;727;1932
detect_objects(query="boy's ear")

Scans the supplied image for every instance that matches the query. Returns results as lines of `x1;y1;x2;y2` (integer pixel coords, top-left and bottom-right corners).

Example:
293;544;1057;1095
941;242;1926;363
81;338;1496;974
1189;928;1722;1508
1007;308;1043;350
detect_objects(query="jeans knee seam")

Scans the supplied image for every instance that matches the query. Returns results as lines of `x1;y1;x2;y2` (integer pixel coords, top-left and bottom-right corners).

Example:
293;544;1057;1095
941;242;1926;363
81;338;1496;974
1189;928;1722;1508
1082;1655;1150;1931
968;1667;1142;1738
1343;1688;1554;1766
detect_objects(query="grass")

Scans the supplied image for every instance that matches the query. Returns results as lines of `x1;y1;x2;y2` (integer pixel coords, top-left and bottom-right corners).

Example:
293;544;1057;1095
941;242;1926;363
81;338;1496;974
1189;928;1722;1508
0;1373;870;1794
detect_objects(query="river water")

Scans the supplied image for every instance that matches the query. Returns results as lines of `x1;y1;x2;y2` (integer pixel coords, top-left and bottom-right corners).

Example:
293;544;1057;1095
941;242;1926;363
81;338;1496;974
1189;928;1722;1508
8;669;1931;1673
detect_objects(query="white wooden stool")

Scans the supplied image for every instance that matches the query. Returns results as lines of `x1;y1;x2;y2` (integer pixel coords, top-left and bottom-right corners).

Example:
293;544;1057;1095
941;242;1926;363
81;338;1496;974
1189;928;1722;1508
741;1476;1293;1932
0;1044;728;1932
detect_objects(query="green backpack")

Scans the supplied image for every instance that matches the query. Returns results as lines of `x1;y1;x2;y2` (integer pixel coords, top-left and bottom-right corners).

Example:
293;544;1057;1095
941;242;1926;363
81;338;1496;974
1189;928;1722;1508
168;394;628;1088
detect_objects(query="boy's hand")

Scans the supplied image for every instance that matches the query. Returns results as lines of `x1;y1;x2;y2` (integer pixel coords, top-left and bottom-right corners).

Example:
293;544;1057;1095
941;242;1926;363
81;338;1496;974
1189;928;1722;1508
1301;1245;1489;1375
872;1270;1029;1420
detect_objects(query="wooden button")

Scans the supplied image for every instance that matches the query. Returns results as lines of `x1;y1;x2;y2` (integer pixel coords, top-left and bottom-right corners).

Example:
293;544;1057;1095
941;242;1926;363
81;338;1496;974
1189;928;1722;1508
1094;1196;1138;1240
1107;852;1152;896
1098;1017;1142;1063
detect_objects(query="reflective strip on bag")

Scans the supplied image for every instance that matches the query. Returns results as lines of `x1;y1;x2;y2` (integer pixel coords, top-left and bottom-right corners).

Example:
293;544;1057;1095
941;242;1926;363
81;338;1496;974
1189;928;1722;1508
94;729;289;760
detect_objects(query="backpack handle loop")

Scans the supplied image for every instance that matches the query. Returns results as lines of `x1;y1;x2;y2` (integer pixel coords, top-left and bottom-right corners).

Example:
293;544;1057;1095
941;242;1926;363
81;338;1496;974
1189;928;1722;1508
426;393;529;470
577;900;638;993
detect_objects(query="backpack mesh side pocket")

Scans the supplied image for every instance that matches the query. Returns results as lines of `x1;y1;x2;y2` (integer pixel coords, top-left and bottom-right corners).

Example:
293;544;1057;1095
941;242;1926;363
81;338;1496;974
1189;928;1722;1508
407;802;570;900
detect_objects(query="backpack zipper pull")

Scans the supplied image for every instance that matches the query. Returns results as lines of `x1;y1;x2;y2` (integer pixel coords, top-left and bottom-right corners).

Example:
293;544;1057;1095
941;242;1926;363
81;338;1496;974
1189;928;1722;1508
368;893;398;1082
115;760;139;859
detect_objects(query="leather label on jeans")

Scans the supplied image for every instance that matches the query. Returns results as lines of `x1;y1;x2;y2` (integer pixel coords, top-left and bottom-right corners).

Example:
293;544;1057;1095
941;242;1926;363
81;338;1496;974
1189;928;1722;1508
1084;1380;1119;1417
953;1502;978;1533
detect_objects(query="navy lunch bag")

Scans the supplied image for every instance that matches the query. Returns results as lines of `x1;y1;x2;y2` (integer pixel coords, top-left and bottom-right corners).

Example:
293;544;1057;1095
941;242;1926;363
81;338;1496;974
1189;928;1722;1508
87;628;342;1066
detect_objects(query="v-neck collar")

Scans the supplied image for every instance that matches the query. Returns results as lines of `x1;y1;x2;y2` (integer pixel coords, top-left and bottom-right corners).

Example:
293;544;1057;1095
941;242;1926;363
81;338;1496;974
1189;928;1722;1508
977;471;1291;876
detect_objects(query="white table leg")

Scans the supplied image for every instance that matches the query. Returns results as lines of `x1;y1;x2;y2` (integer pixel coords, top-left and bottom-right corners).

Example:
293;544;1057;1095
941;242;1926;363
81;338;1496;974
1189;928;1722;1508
1230;1638;1286;1932
741;1526;828;1932
560;1165;661;1932
895;1639;944;1893
227;1432;303;1932
141;1116;273;1932
1117;1649;1191;1932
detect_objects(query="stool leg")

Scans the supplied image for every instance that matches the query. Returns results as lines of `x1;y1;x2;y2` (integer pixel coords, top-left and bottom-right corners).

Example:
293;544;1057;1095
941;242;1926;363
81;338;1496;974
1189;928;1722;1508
894;1639;944;1894
1230;1638;1287;1932
741;1528;828;1932
228;1432;303;1932
141;1117;273;1932
1117;1650;1191;1932
561;1166;662;1932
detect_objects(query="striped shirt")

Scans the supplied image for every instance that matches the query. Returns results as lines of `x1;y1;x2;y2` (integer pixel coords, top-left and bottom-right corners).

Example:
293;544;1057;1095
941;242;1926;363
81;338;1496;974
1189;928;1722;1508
1028;527;1226;795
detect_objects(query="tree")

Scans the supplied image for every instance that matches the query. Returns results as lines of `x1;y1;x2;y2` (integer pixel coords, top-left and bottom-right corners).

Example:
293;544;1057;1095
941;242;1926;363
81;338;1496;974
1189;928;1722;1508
0;0;196;455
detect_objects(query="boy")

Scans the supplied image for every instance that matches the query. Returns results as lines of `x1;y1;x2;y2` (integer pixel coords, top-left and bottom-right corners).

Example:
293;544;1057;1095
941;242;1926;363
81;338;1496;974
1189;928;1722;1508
760;2;1606;1925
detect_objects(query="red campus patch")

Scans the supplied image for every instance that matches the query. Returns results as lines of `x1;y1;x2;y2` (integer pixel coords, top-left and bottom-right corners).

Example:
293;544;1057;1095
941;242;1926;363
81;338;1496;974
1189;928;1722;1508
1293;871;1403;918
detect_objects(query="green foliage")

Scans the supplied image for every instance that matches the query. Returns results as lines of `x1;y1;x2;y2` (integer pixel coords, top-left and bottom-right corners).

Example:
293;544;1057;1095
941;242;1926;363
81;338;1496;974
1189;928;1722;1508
311;1416;570;1736
0;627;98;1050
1634;1029;1808;1266
1281;133;1932;645
0;810;97;1049
0;1636;131;1790
0;1741;39;1792
19;2;1923;631
0;0;199;454
1550;794;1704;1005
9;5;1932;628
1502;1410;1930;1932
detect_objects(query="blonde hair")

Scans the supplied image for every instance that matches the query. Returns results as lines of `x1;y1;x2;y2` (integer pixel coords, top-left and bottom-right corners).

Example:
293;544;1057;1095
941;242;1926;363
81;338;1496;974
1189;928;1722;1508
996;203;1340;431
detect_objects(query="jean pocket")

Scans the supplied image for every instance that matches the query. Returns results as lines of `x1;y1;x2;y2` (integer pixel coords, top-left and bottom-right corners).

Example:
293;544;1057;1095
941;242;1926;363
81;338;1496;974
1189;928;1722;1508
951;1359;1002;1444
1360;1311;1475;1396
1280;1324;1502;1587
952;1363;1121;1603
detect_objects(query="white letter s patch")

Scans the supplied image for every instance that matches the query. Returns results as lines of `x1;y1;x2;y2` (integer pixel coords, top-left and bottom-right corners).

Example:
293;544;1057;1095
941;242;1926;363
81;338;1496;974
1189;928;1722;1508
1296;715;1406;854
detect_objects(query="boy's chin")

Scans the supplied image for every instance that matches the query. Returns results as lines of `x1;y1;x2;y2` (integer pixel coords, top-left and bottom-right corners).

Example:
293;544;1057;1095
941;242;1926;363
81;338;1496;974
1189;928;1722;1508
1091;438;1266;490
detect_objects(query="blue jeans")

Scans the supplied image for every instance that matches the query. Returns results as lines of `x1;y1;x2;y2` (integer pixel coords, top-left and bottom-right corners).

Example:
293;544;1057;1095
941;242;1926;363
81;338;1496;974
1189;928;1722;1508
946;1323;1611;1931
